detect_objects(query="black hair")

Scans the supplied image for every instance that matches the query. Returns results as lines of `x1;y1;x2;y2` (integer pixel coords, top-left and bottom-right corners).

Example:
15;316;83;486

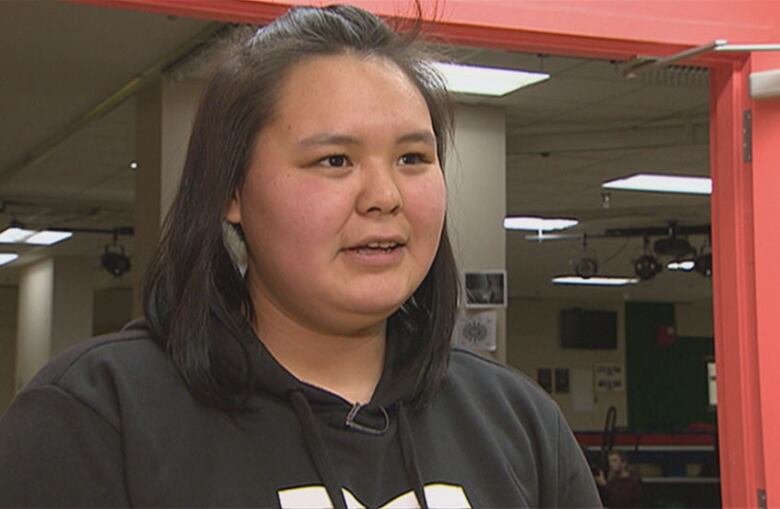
143;4;459;411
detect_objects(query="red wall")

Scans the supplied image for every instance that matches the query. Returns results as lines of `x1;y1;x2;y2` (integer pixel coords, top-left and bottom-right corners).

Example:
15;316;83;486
82;1;780;45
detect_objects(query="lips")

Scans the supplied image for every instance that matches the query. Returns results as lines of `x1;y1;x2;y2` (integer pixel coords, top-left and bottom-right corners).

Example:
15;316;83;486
345;236;406;254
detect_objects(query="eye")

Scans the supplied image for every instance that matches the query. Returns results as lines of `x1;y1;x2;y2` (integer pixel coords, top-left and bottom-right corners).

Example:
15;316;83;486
318;154;352;167
398;153;430;165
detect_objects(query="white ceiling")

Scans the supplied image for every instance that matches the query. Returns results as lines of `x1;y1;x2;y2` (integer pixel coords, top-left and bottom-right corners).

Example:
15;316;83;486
0;1;712;304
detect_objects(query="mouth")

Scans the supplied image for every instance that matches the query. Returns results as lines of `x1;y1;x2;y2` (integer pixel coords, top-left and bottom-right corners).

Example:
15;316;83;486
345;239;406;254
347;241;405;254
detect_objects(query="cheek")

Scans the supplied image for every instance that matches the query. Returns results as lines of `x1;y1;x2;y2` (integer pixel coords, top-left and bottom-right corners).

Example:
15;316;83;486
243;174;349;253
405;173;446;236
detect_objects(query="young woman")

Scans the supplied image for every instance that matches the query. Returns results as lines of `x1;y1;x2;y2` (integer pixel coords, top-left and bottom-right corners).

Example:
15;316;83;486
0;5;601;508
596;451;642;508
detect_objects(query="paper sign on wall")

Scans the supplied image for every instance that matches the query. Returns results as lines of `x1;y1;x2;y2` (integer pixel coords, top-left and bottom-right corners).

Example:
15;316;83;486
595;362;625;392
572;369;594;412
452;310;497;352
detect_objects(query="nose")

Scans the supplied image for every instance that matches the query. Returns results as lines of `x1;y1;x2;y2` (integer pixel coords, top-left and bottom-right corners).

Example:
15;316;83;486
356;160;403;215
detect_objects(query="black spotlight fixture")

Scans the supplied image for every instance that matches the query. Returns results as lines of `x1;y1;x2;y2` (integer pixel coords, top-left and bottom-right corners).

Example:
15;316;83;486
572;234;598;278
634;237;662;281
101;235;131;277
574;257;599;278
653;221;697;259
635;254;662;280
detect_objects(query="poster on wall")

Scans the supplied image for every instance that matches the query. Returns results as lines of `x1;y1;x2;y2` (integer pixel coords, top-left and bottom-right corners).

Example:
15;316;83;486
594;362;625;392
463;270;507;308
572;369;594;412
537;368;552;393
554;368;570;393
452;310;498;351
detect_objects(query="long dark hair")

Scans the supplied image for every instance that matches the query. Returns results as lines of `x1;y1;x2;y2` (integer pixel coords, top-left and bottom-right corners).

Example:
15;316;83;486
143;4;459;411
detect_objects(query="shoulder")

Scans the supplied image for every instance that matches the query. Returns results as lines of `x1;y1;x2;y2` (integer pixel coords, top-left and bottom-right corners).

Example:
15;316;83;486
447;348;555;411
437;348;565;439
20;320;181;428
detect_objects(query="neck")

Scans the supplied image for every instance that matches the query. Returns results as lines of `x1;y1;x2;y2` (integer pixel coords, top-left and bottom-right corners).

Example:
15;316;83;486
252;299;387;404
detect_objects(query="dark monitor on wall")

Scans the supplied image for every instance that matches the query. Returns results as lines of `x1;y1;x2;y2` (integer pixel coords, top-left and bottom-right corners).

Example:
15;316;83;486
560;308;617;349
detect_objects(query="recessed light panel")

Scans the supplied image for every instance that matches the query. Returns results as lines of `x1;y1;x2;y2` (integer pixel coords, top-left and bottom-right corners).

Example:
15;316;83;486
0;227;35;244
0;253;18;266
25;231;73;246
432;62;550;97
504;216;578;231
603;174;711;195
552;276;639;286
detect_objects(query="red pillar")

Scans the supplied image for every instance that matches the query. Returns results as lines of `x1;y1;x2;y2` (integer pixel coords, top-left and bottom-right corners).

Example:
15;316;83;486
710;57;767;508
750;51;780;507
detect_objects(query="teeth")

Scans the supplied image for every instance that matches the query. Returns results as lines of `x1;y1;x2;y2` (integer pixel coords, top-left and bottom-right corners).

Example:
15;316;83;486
366;241;397;249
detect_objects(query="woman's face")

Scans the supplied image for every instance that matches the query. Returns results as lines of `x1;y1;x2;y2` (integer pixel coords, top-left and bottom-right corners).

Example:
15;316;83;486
226;54;446;335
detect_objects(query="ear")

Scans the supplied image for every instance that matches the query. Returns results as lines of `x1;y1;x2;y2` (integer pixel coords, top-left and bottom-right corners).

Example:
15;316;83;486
224;190;242;224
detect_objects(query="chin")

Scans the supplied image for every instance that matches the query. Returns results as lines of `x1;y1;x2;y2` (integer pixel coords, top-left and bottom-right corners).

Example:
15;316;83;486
343;289;412;318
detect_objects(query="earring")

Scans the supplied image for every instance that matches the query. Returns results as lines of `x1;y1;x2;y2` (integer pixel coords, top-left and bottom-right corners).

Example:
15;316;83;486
222;220;248;277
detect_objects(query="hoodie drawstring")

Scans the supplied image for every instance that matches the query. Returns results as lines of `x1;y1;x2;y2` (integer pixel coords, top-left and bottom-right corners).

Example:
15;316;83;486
290;391;429;509
398;402;430;509
290;391;348;509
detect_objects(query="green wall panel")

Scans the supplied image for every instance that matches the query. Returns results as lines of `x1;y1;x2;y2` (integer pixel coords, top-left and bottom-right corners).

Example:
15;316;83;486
626;302;715;431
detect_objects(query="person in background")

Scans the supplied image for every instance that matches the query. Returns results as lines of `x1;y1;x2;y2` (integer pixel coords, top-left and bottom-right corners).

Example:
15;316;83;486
596;450;642;508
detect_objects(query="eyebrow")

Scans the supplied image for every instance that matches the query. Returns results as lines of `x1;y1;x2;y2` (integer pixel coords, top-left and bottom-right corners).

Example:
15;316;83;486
297;130;436;147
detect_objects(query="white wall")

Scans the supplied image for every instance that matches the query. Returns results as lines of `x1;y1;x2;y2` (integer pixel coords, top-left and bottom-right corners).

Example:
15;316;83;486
506;297;627;430
507;297;715;430
93;287;133;336
50;257;94;357
14;257;94;391
447;105;507;362
15;258;54;392
133;77;202;316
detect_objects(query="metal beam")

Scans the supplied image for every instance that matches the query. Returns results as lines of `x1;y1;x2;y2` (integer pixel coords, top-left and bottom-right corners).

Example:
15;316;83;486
507;120;709;156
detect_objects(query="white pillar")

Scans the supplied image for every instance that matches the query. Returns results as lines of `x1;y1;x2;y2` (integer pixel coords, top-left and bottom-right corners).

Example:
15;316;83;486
447;105;507;363
14;256;93;390
133;77;203;316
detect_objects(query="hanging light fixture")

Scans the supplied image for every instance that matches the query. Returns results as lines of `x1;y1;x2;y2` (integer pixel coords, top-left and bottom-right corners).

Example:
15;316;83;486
634;237;663;281
571;234;599;279
101;231;131;277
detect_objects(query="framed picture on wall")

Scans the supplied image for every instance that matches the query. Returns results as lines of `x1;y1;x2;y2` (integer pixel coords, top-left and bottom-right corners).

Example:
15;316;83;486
464;270;507;308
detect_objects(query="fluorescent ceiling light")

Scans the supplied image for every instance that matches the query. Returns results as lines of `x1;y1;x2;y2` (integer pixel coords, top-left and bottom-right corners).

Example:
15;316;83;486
552;276;639;286
25;230;73;246
0;227;35;244
432;62;550;97
603;174;711;195
667;260;695;271
0;253;18;266
504;216;578;231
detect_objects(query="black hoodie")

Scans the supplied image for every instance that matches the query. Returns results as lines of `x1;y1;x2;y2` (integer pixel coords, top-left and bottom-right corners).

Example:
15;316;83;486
0;320;601;508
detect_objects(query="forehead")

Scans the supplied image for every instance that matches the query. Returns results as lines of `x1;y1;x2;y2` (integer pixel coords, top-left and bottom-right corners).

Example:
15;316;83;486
270;53;433;136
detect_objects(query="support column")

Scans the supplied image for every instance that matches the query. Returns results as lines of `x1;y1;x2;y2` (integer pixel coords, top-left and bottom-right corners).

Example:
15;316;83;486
750;51;780;506
447;105;507;362
710;57;765;508
14;257;93;390
133;77;203;316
